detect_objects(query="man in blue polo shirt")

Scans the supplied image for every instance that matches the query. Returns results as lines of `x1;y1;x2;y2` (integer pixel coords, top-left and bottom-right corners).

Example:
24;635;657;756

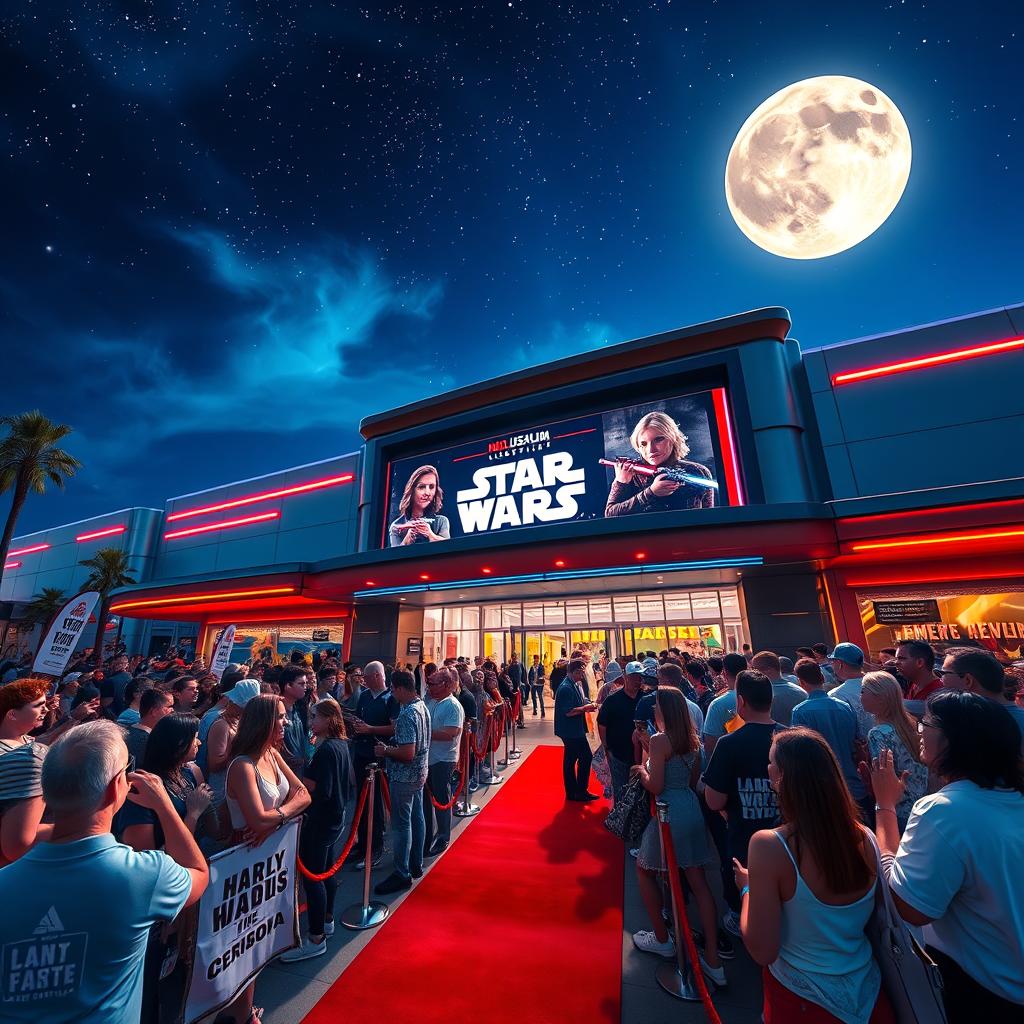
0;720;207;1023
791;657;868;817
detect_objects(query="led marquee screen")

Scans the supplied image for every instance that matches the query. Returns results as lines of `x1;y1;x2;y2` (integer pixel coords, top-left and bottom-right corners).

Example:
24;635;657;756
381;389;739;548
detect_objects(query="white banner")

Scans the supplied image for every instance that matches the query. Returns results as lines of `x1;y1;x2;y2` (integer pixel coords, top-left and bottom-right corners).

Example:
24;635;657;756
209;624;237;681
184;819;300;1024
32;591;101;676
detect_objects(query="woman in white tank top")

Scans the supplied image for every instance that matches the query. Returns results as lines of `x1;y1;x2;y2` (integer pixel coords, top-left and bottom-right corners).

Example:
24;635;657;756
220;695;310;1024
733;728;893;1024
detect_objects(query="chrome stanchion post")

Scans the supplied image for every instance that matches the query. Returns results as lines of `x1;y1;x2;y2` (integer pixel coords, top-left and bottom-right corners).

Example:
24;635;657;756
485;711;503;784
467;718;480;793
497;701;510;769
341;764;390;930
508;697;522;759
453;730;479;818
653;799;704;1001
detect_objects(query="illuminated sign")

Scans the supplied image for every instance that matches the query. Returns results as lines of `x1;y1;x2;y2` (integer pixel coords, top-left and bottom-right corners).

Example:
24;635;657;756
382;390;734;548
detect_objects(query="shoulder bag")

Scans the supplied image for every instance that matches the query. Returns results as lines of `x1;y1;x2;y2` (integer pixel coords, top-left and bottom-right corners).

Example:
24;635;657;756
864;830;947;1024
603;775;650;845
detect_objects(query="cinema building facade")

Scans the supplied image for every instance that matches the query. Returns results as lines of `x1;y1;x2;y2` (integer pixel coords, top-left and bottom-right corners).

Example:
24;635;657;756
4;302;1024;669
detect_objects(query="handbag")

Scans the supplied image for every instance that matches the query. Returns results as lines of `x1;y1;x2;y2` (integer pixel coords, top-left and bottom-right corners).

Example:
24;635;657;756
864;831;947;1024
603;775;650;845
592;745;612;789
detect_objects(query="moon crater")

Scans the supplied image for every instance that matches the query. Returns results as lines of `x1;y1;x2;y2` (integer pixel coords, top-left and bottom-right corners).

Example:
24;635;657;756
725;76;912;259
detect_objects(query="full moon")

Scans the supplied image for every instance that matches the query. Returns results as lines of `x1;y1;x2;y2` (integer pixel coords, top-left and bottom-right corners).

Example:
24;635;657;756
725;76;911;259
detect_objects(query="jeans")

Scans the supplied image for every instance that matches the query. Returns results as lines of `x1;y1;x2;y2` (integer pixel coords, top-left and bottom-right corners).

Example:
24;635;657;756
531;684;546;715
701;794;741;914
390;780;425;879
353;754;387;855
560;736;592;797
301;827;343;935
423;760;456;853
608;753;632;804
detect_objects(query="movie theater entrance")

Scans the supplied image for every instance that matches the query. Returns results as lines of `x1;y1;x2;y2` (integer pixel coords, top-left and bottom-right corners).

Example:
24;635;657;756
416;585;748;667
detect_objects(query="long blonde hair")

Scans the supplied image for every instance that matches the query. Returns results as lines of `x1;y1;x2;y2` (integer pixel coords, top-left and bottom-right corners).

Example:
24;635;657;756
655;687;698;757
862;671;921;762
630;410;690;463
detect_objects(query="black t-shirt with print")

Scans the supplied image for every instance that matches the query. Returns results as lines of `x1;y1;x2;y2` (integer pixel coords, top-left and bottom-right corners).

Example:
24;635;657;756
702;722;783;863
596;688;641;764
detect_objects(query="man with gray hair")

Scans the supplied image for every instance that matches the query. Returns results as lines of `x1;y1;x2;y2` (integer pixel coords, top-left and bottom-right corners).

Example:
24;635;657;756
350;660;397;868
0;720;208;1023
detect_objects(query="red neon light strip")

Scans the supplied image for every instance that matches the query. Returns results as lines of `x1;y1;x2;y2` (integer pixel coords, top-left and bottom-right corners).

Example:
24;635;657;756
712;388;745;506
850;526;1024;553
76;525;126;542
832;335;1024;386
112;585;296;612
843;497;1024;525
8;543;49;557
164;511;280;540
4;561;21;570
847;568;1024;588
166;473;354;522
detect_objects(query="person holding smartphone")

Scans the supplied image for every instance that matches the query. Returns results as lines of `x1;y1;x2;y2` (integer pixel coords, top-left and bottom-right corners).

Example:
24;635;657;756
596;662;645;803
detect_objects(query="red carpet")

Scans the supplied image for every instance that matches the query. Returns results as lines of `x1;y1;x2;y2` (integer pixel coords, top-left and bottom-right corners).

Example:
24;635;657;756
303;745;623;1024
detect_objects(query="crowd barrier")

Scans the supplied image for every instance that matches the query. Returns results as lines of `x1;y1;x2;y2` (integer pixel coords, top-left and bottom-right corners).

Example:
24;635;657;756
656;798;723;1023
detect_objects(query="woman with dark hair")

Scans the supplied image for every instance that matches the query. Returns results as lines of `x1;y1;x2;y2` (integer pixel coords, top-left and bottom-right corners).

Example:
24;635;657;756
281;699;354;962
631;688;723;986
116;713;215;1024
735;728;888;1023
193;673;218;717
222;695;310;1024
119;714;214;851
872;692;1024;1020
388;465;450;547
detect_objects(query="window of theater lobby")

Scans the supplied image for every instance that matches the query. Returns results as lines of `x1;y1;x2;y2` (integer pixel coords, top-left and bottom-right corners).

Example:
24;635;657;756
418;588;747;666
857;588;1024;663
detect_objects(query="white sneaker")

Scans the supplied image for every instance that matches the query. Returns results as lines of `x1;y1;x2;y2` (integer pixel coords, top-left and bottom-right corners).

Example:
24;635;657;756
323;920;335;937
722;910;742;938
699;953;727;987
632;930;675;958
280;937;327;962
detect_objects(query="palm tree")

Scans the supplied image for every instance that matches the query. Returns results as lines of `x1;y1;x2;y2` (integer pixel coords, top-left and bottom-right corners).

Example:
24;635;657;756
23;586;68;632
0;411;81;578
80;547;137;662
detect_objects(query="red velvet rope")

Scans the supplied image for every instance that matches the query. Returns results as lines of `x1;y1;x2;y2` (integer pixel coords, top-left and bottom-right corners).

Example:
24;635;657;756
379;770;392;814
296;775;370;882
658;814;723;1024
425;729;470;811
471;710;494;758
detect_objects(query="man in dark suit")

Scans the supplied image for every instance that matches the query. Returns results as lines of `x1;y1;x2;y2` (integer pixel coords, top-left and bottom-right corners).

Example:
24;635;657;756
554;658;599;802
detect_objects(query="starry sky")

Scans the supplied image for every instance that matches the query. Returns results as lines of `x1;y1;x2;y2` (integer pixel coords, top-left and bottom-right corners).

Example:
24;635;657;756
3;1;1022;533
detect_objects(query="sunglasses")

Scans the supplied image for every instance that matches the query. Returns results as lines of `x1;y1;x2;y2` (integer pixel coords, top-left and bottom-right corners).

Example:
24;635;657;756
113;753;136;785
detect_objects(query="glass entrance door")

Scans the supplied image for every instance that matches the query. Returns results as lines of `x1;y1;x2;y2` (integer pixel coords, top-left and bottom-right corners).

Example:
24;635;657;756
523;630;568;669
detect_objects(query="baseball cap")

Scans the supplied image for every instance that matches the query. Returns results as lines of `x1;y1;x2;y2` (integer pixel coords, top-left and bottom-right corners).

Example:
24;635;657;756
604;661;623;684
625;661;645;676
829;642;864;667
227;679;261;707
642;657;659;678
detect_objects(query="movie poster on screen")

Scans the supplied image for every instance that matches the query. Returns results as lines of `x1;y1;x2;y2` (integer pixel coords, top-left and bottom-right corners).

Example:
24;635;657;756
184;820;299;1024
382;390;729;547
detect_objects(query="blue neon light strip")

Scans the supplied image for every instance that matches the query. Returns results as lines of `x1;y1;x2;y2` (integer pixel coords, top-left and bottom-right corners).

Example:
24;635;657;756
353;556;763;599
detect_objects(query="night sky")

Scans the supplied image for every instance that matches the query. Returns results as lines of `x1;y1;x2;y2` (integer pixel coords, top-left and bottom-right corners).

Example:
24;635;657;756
3;2;1021;533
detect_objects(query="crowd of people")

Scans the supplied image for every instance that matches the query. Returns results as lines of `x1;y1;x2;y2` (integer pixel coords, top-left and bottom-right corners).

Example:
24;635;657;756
1;635;1022;1023
0;644;534;1023
576;640;1024;1022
